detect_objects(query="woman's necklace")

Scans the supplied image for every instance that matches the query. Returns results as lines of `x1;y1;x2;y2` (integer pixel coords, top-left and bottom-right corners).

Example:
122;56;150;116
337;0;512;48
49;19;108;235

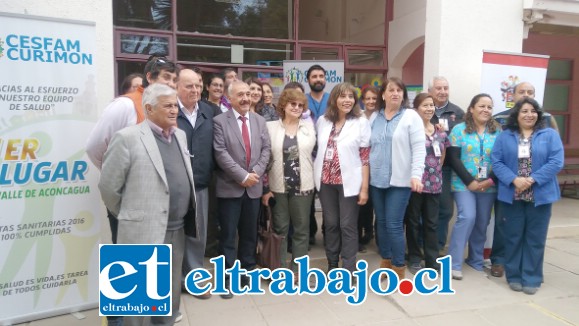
284;120;299;138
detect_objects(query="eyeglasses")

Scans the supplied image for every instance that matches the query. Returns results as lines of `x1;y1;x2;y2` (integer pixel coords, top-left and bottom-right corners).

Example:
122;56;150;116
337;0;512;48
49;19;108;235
288;102;305;109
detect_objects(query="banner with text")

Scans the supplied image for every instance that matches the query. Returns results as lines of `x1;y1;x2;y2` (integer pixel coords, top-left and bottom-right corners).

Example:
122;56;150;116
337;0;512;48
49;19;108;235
0;12;100;324
283;60;345;94
481;51;549;115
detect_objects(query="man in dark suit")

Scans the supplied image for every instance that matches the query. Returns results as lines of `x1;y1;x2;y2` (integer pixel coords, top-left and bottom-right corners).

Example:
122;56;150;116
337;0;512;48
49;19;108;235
177;69;221;299
213;81;271;299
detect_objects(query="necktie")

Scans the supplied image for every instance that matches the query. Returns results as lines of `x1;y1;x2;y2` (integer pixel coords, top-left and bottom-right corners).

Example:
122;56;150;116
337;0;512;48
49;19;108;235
239;116;251;168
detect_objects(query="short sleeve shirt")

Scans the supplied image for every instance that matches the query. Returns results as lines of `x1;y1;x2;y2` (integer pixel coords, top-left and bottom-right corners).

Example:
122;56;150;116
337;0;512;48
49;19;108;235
449;123;499;192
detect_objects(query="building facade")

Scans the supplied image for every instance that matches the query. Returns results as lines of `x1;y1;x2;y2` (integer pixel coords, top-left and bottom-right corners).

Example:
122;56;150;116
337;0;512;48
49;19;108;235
2;0;577;158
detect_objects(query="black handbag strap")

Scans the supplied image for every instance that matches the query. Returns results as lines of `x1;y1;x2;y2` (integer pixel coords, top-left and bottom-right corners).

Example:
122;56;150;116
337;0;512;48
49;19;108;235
258;204;274;232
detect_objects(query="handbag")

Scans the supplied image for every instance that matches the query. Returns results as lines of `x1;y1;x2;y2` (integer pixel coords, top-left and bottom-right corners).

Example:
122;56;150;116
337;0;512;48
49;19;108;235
256;203;284;270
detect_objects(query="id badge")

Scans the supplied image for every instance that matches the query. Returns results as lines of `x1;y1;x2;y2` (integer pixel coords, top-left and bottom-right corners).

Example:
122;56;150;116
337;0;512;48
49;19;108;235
440;118;449;131
432;141;442;157
478;166;488;179
325;147;334;160
518;144;530;158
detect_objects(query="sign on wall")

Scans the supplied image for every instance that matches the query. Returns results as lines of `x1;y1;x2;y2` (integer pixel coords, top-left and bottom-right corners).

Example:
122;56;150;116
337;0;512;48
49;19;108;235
0;12;100;325
283;60;345;93
480;50;549;255
480;50;549;115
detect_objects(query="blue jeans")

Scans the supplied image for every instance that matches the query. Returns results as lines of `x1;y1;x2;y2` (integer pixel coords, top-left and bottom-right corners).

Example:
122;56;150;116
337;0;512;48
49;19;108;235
371;186;411;267
502;201;551;287
448;191;496;271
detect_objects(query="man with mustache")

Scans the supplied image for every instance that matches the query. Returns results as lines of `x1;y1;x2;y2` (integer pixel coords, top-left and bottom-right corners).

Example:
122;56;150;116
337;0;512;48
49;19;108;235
213;81;271;299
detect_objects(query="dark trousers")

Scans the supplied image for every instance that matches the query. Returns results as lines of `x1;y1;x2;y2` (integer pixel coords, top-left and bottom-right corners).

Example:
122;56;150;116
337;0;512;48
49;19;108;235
490;199;505;266
310;190;319;237
205;176;220;258
107;209;119;244
318;183;360;271
217;192;260;269
124;229;184;326
358;195;374;242
106;210;123;326
437;166;454;250
502;201;551;288
405;192;440;269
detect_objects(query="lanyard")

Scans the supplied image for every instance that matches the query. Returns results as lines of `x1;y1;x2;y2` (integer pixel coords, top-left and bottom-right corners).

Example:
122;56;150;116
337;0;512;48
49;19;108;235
475;130;486;159
309;94;324;117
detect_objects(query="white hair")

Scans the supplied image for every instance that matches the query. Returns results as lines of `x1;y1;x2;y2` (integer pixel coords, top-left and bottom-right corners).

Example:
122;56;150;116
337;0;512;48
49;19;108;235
427;76;449;91
142;83;177;114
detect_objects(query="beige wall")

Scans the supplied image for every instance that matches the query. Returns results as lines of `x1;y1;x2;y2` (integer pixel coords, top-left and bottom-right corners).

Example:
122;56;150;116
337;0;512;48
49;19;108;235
423;0;524;109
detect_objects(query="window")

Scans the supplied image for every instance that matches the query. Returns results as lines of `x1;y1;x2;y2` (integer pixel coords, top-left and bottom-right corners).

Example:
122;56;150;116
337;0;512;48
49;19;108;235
113;0;389;98
298;0;385;45
120;33;170;56
177;0;293;39
299;46;340;60
114;0;172;30
178;36;293;65
347;48;383;67
544;58;572;143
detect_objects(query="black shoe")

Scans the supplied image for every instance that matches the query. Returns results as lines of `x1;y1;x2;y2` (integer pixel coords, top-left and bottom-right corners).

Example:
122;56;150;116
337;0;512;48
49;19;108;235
358;243;367;253
220;288;233;299
360;234;373;245
240;275;250;288
220;282;233;299
327;262;338;274
220;292;233;299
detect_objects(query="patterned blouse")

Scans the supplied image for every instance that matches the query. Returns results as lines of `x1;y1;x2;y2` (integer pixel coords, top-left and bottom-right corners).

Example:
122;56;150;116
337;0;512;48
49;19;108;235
449;122;500;192
515;135;534;202
322;124;370;185
282;135;312;196
422;129;450;194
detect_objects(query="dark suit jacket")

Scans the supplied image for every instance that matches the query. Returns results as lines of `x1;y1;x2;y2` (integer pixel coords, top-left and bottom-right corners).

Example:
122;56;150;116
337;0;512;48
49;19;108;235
430;101;465;132
213;109;271;199
177;101;220;189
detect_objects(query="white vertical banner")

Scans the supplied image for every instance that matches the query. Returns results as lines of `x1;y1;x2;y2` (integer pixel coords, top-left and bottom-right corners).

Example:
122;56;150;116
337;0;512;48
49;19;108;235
0;13;100;324
480;50;549;115
283;60;345;93
480;50;549;256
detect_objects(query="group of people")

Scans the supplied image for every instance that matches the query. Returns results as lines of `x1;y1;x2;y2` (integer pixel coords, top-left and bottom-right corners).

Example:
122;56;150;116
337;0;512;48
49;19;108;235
88;55;564;326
